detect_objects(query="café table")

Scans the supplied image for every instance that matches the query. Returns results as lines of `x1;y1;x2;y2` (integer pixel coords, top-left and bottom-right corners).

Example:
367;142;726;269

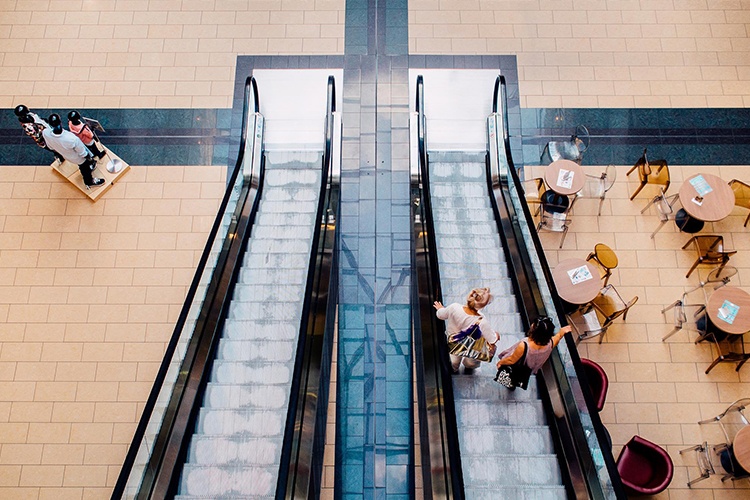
733;425;750;473
552;258;602;307
704;286;750;373
544;159;585;196
676;173;736;233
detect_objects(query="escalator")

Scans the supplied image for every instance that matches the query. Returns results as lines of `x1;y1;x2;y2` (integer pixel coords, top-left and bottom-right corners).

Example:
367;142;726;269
412;74;626;498
112;74;340;499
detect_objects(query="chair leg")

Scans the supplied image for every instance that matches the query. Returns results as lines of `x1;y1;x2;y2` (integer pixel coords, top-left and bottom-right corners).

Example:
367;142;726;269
651;220;667;239
597;196;605;216
662;326;682;341
559;226;568;249
626;164;638;176
602;269;611;287
686;259;700;278
744;212;750;227
687;472;711;487
629;182;646;200
641;195;660;213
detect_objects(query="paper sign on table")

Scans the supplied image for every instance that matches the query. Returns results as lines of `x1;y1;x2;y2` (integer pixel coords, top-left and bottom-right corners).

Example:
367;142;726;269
557;169;574;189
689;175;713;196
717;299;740;325
567;265;593;285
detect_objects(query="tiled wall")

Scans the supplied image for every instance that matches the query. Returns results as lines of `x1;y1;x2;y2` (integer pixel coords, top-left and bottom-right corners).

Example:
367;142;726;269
0;0;345;109
409;1;750;108
0;164;225;498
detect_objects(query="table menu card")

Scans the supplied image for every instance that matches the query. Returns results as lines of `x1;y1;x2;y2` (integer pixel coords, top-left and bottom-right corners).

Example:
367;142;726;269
717;299;740;325
689;175;713;196
567;265;593;285
557;169;574;189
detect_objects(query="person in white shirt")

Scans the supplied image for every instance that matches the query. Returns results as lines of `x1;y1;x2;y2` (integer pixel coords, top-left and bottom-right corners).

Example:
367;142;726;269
434;287;500;374
42;114;104;188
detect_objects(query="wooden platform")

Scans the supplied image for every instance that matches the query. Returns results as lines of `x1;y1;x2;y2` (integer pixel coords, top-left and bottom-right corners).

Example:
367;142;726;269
51;147;130;202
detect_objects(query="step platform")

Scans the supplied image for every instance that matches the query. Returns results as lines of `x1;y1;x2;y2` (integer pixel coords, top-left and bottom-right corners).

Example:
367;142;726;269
51;146;130;202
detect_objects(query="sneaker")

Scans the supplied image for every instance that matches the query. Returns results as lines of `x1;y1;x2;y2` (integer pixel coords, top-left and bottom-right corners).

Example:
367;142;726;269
85;177;105;188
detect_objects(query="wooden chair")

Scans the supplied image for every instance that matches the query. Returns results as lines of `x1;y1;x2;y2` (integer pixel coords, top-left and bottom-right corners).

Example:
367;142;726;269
586;243;618;286
729;179;750;227
521;176;547;216
681;235;736;279
627;148;669;200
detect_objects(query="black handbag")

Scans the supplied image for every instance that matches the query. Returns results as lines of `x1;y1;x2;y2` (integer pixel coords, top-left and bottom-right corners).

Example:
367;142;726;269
494;341;532;390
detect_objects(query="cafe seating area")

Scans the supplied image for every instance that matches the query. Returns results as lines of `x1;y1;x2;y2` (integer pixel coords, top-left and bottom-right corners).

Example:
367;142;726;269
526;160;750;494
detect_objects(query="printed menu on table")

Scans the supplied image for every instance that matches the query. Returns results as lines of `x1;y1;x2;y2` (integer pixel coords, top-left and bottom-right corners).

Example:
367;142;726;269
557;169;574;189
567;265;593;285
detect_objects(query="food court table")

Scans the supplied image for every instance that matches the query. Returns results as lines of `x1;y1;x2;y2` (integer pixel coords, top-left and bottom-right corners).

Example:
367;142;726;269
705;286;750;373
707;286;750;336
552;258;601;305
676;173;736;232
733;425;750;472
544;159;585;196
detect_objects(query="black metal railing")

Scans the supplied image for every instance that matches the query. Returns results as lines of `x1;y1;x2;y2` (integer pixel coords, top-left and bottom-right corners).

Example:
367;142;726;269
111;76;265;499
411;74;465;499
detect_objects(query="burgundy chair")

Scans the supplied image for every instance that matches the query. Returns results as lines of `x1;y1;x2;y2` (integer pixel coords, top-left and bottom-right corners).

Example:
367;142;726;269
616;435;674;496
580;358;608;412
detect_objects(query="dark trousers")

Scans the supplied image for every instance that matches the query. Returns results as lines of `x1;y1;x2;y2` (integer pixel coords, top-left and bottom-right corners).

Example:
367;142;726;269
78;158;96;185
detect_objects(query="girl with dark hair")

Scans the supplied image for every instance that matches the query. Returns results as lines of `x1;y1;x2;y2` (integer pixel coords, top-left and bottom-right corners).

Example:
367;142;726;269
495;317;571;389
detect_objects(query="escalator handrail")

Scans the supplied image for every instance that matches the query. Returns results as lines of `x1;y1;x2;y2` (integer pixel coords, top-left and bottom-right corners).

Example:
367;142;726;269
412;74;465;499
490;75;626;499
111;76;262;499
277;75;340;497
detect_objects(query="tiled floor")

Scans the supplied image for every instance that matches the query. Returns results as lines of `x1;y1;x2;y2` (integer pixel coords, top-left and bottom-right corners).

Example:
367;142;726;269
2;1;750;498
0;164;225;499
532;162;750;498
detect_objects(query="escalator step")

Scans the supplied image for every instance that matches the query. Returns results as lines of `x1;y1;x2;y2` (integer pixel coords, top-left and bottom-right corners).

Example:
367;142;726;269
256;212;315;226
202;384;289;411
186;436;282;466
222;319;297;340
455;399;547;426
459;425;556;455
231;285;304;303
237;268;307;284
178;464;277;497
215;339;296;363
462;454;563;486
464;486;568;499
194;408;284;437
209;360;292;385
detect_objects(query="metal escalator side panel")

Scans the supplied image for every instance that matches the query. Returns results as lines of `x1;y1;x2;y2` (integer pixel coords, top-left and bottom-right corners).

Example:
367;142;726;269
410;74;465;499
111;76;263;500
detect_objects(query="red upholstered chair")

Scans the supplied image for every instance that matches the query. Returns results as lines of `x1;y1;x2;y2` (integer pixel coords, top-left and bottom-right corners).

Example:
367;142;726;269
580;358;608;412
616;435;674;496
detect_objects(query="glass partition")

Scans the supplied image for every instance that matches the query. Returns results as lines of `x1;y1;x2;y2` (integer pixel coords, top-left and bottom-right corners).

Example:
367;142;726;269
488;75;621;498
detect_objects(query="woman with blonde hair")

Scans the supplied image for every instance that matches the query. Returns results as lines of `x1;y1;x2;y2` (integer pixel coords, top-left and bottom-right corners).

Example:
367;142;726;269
434;287;500;374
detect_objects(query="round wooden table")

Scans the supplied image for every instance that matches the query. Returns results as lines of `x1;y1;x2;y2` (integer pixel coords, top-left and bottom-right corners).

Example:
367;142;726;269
707;286;750;335
552;259;602;305
544;159;585;196
733;425;750;472
679;173;735;222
